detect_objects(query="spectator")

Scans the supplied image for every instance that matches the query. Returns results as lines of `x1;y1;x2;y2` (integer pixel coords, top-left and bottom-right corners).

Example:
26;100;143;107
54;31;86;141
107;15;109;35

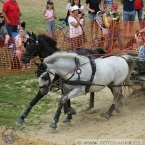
0;13;10;45
84;0;103;46
134;0;144;29
102;4;112;50
68;5;85;52
102;0;113;10
44;1;56;39
105;3;123;52
65;0;73;26
2;0;21;37
69;0;85;15
15;27;28;60
121;0;135;38
66;0;73;11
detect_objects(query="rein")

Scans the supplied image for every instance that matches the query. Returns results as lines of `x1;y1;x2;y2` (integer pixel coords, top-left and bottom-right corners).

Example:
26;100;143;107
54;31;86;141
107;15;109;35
49;58;89;87
50;56;97;93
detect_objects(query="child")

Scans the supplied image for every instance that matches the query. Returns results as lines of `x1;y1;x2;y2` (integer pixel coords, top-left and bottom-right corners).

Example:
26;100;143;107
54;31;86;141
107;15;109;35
44;1;56;38
104;3;123;52
102;4;112;51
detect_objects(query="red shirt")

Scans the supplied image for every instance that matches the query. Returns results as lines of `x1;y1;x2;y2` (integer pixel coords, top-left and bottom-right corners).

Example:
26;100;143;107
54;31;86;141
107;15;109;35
2;0;20;26
134;0;144;10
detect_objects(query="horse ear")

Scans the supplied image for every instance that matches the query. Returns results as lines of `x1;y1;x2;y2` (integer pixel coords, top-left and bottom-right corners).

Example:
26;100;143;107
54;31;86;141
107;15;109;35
32;32;37;40
27;31;31;37
33;60;40;66
42;63;47;70
32;32;35;38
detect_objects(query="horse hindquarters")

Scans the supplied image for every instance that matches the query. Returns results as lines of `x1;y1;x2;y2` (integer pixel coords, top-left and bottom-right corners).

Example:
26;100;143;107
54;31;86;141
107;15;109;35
123;55;143;90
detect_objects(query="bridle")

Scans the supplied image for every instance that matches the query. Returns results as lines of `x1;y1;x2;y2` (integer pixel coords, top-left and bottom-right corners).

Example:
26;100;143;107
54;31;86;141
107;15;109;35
35;63;56;90
22;36;40;61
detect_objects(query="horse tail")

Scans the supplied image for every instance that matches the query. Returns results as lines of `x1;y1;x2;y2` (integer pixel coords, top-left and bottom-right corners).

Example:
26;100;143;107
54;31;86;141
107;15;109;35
123;55;143;90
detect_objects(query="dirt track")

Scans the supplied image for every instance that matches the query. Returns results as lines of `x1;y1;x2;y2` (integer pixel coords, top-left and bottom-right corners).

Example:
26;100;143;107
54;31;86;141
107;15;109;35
5;88;143;145
1;88;145;145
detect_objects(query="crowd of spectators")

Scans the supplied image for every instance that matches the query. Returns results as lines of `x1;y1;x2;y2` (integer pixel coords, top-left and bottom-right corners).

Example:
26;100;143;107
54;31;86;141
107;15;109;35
0;0;145;67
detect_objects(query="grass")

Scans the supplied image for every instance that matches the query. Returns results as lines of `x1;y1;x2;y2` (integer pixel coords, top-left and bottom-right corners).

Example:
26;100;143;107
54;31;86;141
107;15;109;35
0;0;144;132
0;74;61;130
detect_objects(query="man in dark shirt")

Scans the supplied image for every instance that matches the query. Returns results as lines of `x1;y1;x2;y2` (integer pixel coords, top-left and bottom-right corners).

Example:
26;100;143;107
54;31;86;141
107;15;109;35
84;0;103;44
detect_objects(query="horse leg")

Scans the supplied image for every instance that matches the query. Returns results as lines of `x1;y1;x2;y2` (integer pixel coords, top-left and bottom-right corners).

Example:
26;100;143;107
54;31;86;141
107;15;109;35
63;99;75;123
50;98;63;129
17;90;44;124
101;87;122;119
115;87;125;113
85;92;94;111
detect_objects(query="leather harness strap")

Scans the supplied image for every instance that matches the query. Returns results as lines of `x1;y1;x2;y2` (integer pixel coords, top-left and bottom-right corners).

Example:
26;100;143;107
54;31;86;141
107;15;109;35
63;56;96;93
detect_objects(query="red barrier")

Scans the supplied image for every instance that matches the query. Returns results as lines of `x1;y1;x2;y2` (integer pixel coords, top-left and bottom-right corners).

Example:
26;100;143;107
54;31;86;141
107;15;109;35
0;20;144;76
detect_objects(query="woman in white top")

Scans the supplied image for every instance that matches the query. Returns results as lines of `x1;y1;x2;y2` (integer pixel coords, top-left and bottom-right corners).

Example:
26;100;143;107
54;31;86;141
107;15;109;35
68;5;85;52
66;0;73;11
69;0;85;15
15;27;28;60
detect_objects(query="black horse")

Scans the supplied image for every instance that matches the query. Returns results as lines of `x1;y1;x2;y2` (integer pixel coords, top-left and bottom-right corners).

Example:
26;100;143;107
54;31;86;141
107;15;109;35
17;32;106;128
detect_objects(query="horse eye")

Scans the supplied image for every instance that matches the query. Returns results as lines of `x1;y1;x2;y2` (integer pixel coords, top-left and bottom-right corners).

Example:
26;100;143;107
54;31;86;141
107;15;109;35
42;73;49;80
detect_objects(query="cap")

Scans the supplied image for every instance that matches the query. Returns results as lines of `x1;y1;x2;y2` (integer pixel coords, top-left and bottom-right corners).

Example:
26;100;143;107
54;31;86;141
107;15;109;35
71;5;79;11
47;1;53;5
112;3;118;9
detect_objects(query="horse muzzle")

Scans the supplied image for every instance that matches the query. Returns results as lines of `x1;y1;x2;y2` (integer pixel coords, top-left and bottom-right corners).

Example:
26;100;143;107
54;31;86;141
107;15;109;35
39;85;50;95
21;56;31;64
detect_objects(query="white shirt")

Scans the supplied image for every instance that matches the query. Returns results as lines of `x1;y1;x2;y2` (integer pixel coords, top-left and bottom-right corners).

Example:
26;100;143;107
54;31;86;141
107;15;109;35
66;3;71;10
69;5;84;12
45;9;55;21
68;16;83;38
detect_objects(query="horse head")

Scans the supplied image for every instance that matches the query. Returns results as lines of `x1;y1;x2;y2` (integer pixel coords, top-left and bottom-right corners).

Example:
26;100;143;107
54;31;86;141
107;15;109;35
34;61;56;95
21;32;39;63
21;32;59;64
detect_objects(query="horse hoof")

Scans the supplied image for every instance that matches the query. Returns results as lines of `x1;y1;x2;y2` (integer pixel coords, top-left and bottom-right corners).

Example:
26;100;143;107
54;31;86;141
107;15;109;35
70;107;76;115
63;118;71;123
101;113;110;119
85;106;91;111
50;122;57;129
16;118;25;124
115;108;121;113
49;127;57;133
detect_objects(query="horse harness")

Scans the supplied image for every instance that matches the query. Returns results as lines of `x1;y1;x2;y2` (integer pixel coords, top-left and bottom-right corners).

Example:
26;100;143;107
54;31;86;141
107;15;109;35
60;56;96;93
37;56;96;93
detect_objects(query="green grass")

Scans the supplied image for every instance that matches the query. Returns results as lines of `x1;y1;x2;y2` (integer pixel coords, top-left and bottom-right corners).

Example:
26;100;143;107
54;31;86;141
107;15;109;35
0;74;61;130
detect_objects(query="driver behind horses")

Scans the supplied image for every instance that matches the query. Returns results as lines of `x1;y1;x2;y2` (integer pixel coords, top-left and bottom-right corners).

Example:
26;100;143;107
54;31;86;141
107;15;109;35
135;28;145;59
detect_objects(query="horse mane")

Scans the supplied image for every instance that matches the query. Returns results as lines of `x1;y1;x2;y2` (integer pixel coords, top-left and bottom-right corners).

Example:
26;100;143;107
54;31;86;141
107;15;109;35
43;51;88;64
38;34;59;51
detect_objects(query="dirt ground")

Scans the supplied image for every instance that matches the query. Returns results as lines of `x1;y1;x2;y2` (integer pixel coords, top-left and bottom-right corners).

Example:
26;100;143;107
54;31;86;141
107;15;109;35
1;88;145;145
